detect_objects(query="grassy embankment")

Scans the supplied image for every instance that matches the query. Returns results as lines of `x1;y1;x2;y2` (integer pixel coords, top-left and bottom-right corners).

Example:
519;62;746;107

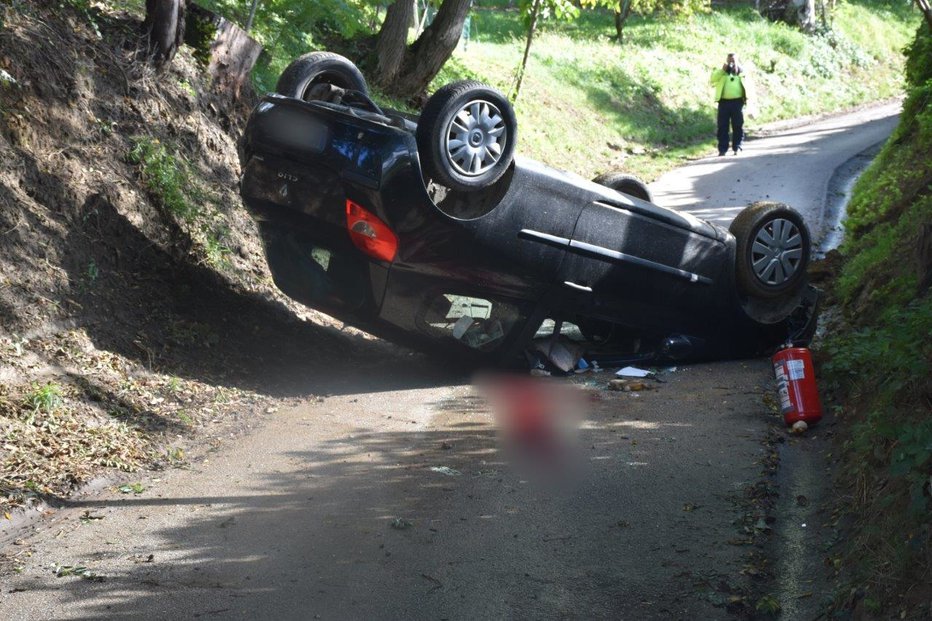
820;22;931;615
203;0;918;181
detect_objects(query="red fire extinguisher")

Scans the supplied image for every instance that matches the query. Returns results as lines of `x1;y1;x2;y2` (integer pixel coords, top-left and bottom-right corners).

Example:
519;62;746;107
772;345;823;426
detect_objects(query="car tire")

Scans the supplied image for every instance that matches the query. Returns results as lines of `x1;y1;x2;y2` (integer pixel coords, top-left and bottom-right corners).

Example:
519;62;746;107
730;201;810;299
417;80;517;192
593;172;652;203
276;52;368;102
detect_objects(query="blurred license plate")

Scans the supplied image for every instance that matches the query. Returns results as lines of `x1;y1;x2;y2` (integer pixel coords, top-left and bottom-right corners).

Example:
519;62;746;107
262;108;328;153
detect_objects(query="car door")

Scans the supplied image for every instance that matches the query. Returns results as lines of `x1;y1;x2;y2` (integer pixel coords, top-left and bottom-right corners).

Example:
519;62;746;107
556;196;729;333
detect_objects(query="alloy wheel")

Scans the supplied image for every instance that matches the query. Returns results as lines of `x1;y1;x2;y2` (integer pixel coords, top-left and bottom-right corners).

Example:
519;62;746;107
446;100;507;177
751;218;804;286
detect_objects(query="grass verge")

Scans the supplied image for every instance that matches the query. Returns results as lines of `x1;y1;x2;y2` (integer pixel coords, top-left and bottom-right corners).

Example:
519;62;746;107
819;21;932;616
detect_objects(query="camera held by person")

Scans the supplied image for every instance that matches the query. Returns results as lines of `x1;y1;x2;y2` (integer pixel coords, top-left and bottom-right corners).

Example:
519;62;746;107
724;53;740;75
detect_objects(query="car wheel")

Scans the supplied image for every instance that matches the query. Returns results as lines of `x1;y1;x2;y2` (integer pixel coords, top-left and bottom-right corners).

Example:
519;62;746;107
276;52;368;102
730;201;810;299
593;172;652;203
416;80;517;192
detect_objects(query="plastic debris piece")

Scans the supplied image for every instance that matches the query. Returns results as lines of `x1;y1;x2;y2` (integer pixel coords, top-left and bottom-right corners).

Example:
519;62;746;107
451;315;475;339
390;517;413;530
790;420;808;434
429;466;461;477
615;366;651;378
460;319;504;348
607;379;654;392
534;336;583;373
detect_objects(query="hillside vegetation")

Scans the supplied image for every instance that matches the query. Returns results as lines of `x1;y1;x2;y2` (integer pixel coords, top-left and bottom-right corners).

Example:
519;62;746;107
821;22;932;616
438;1;918;178
200;0;919;180
0;0;382;511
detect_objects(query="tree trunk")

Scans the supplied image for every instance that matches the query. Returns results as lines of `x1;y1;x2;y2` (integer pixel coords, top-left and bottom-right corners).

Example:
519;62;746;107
143;0;186;69
375;0;414;87
614;0;632;43
414;0;430;36
185;4;263;101
760;0;823;31
388;0;472;100
512;0;542;101
785;0;816;32
917;222;932;294
245;0;260;32
915;0;932;29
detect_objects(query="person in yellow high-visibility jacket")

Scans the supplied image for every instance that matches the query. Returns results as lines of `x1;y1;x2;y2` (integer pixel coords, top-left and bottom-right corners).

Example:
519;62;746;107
710;53;751;156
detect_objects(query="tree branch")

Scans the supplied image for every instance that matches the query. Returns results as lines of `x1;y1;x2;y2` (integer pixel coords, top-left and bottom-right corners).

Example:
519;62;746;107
915;0;932;30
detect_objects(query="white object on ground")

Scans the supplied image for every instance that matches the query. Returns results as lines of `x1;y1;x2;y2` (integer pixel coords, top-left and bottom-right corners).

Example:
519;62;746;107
615;366;651;378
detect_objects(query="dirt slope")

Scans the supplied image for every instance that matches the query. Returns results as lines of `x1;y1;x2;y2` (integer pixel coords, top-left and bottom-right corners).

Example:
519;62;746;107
0;1;398;511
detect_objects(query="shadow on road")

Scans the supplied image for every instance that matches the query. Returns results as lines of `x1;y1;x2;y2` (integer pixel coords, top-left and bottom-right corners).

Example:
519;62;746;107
5;364;782;619
59;193;466;400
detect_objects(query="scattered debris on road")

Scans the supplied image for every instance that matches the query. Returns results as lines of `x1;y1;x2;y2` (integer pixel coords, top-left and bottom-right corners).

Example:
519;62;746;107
53;564;104;582
615;366;652;378
429;466;461;477
607;379;655;392
532;336;584;374
390;518;413;530
117;483;145;494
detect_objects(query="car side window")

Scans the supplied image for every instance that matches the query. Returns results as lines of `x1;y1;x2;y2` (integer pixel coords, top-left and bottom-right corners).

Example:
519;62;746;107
420;294;519;351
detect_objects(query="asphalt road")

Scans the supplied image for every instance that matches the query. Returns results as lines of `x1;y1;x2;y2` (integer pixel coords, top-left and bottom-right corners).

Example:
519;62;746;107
651;101;901;239
0;103;899;620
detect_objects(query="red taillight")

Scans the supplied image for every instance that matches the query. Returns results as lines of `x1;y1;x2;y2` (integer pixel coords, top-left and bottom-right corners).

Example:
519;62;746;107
345;199;398;262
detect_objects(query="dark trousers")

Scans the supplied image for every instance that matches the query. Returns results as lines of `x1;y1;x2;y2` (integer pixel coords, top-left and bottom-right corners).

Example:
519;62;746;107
717;99;744;154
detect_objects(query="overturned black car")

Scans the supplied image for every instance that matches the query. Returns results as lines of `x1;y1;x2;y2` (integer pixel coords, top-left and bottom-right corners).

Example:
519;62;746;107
238;52;818;366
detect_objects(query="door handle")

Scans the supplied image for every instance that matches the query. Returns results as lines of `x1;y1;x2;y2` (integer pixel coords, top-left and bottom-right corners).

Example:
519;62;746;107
563;281;593;293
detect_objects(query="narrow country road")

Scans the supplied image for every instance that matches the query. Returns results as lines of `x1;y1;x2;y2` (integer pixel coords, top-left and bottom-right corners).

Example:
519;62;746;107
0;104;899;620
652;101;901;239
